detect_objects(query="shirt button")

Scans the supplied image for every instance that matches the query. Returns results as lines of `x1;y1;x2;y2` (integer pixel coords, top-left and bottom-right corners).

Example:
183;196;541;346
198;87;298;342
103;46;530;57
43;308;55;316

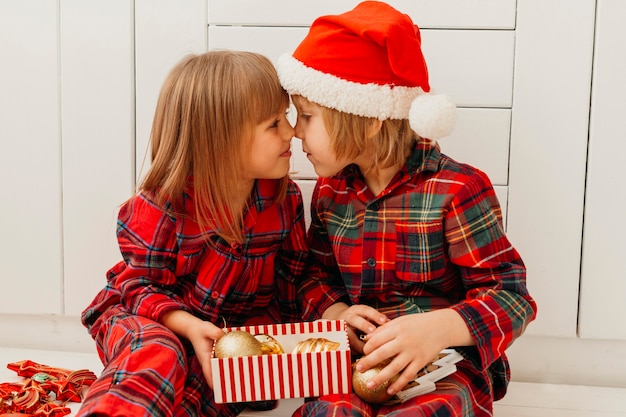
211;291;219;299
367;258;376;268
369;202;379;211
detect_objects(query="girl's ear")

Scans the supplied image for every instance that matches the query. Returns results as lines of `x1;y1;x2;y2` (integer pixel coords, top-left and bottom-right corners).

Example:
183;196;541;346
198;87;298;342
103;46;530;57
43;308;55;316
366;119;383;139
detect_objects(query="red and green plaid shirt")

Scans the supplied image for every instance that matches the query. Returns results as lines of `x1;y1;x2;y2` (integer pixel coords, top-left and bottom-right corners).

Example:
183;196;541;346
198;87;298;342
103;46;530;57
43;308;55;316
301;138;537;401
82;179;308;331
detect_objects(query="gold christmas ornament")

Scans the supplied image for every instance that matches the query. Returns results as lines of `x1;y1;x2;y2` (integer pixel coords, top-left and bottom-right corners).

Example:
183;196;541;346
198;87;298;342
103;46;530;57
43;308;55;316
351;359;398;404
254;334;285;355
214;330;263;358
291;337;340;354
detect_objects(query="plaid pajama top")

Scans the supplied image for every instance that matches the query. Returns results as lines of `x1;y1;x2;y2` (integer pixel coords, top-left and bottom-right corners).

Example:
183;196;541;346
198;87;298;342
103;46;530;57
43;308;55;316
82;178;308;331
301;138;537;400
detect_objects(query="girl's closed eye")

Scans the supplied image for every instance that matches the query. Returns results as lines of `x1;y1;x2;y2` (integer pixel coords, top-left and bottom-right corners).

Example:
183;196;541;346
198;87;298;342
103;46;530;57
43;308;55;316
269;108;291;129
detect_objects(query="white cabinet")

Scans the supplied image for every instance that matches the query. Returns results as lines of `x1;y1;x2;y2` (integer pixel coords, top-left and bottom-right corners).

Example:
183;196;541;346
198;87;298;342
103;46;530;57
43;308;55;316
0;1;63;315
60;0;134;316
508;0;596;338
134;0;207;180
65;0;207;315
0;1;135;317
0;0;206;317
579;0;626;340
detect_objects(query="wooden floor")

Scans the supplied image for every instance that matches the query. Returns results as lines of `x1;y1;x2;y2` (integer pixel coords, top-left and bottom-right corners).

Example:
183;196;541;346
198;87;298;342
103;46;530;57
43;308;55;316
1;347;625;416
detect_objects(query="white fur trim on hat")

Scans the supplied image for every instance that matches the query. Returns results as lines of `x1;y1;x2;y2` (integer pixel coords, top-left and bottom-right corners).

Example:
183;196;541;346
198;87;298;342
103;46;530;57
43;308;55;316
409;93;456;139
278;54;457;139
277;54;423;121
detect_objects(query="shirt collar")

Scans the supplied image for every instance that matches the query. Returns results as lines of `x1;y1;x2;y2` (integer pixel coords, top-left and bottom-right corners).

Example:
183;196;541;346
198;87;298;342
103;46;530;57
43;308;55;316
405;138;442;176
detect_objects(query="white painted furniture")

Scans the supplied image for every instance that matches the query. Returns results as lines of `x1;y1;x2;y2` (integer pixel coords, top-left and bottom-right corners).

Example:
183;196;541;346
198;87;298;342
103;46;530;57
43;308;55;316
578;0;626;340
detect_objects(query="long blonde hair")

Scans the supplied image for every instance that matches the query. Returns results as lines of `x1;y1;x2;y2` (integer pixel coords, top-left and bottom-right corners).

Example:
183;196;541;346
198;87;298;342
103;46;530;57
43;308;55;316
140;50;290;243
292;95;415;173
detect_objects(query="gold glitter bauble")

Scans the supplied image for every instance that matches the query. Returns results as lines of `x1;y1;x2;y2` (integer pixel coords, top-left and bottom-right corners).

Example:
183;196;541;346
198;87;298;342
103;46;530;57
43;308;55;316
254;334;285;355
214;330;263;358
352;359;398;404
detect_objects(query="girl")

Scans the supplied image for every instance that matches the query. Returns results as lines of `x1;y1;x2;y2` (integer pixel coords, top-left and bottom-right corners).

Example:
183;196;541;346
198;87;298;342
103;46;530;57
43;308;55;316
77;50;308;417
276;2;537;416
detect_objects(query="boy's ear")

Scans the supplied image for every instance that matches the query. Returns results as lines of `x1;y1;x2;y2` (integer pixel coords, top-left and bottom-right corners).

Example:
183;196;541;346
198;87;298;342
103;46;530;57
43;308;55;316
367;119;383;139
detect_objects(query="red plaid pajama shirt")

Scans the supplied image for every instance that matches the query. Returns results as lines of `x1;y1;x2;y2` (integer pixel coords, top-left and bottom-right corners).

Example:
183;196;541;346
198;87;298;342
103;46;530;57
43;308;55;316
77;179;308;417
296;138;537;417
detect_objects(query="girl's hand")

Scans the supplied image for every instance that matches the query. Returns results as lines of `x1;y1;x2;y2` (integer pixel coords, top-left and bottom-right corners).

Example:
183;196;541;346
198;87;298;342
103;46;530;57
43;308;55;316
356;308;474;395
322;302;389;354
186;320;225;389
162;310;225;389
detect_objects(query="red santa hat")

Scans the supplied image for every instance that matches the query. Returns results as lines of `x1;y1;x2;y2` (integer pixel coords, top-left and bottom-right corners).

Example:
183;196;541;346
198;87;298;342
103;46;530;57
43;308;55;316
277;1;456;140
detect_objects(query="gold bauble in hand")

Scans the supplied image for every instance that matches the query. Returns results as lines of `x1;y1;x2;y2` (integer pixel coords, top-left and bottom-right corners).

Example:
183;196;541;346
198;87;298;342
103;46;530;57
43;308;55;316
352;359;398;404
214;330;263;358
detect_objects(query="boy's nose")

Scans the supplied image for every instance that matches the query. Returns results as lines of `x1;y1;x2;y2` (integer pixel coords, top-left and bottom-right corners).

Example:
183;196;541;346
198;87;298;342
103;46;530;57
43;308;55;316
293;122;304;141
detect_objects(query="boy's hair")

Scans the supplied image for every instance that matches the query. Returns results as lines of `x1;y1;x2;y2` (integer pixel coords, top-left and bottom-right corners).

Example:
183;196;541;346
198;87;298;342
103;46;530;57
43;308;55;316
292;95;416;173
140;50;290;243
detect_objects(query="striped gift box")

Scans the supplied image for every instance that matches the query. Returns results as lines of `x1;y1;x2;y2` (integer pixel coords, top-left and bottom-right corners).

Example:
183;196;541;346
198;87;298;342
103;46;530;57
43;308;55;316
211;320;351;403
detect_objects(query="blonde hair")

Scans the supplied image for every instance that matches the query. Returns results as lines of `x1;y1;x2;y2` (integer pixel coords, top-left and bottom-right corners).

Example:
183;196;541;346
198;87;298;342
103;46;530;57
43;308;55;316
292;95;415;173
140;50;290;244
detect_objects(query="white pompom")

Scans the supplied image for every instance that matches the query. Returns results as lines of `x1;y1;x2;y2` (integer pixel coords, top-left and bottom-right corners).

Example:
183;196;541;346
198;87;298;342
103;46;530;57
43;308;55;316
408;94;457;139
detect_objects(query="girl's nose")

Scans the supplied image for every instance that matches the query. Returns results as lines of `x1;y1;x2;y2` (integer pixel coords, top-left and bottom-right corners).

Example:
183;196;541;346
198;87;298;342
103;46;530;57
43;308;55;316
284;121;295;140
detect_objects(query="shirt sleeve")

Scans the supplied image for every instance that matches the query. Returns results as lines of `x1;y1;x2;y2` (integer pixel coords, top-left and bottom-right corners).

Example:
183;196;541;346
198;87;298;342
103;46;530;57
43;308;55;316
446;170;537;370
114;193;190;323
299;181;350;321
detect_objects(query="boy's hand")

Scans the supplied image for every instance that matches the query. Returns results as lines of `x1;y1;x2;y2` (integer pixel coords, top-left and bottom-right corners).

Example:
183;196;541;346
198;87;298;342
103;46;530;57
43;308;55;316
322;302;388;354
357;308;473;395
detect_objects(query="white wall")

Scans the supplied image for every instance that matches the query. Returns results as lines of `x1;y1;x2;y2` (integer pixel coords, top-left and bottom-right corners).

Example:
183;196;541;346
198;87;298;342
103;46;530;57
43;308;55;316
1;0;625;388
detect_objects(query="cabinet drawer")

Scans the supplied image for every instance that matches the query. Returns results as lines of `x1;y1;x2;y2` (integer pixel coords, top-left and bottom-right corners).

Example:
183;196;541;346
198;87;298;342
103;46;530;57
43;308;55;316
439;108;511;186
208;0;516;29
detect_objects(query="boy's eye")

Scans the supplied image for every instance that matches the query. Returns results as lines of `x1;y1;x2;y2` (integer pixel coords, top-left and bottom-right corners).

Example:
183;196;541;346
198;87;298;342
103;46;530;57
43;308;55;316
270;119;280;128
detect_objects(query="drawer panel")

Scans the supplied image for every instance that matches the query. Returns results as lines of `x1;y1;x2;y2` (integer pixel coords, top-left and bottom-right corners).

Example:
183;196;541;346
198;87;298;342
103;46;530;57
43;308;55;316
208;0;516;29
438;108;511;186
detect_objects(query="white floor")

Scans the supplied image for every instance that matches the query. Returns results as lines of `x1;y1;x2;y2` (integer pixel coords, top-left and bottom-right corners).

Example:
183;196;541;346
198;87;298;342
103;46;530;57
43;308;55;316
1;347;625;417
240;383;626;417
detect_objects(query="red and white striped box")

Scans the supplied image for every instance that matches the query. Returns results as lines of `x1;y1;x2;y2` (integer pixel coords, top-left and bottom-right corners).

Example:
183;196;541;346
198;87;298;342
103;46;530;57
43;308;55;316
211;320;351;403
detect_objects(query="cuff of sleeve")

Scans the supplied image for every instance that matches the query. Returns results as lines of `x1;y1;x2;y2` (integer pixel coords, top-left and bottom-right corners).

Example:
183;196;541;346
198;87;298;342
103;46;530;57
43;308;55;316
136;295;189;324
451;302;499;371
